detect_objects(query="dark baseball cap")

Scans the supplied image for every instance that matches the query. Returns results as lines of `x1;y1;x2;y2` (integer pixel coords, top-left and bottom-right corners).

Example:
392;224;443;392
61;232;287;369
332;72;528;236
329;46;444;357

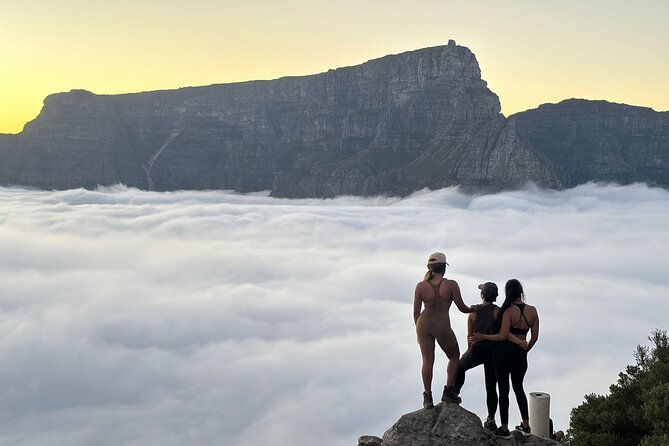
478;282;498;300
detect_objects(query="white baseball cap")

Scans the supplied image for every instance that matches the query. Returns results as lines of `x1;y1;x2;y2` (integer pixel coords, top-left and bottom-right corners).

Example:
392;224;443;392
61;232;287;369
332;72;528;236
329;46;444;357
427;252;449;266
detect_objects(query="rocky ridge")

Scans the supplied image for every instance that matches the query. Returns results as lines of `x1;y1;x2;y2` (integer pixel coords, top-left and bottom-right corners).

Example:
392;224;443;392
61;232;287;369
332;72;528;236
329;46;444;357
510;99;669;187
359;403;561;446
0;41;667;196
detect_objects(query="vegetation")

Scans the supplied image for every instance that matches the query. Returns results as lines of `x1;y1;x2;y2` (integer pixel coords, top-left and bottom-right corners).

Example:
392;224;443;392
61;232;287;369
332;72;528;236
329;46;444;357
566;329;669;446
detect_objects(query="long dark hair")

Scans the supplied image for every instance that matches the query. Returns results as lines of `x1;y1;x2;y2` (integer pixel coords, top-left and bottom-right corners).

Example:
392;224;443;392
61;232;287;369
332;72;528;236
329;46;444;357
424;263;446;281
500;278;524;316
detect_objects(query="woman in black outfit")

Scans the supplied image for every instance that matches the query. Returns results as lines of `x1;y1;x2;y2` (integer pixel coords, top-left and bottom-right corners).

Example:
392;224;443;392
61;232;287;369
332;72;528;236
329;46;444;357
453;282;500;430
471;279;539;438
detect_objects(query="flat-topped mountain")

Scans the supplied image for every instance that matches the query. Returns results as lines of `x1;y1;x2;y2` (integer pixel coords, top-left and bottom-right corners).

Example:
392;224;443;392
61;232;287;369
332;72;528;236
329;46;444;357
0;41;667;196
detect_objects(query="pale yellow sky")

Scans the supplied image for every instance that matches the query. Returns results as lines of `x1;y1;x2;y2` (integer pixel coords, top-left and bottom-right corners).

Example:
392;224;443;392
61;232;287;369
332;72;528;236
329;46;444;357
2;0;668;134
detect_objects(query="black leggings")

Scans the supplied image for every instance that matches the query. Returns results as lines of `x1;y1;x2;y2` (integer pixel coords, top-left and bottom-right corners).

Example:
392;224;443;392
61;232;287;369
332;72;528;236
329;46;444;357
453;345;497;419
494;341;529;425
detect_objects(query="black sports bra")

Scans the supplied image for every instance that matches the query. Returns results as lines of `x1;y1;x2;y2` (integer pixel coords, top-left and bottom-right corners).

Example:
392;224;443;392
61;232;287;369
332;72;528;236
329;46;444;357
509;303;531;336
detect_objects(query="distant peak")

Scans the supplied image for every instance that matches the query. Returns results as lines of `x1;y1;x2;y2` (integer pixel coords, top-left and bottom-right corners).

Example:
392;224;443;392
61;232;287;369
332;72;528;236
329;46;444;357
69;89;95;95
43;89;98;108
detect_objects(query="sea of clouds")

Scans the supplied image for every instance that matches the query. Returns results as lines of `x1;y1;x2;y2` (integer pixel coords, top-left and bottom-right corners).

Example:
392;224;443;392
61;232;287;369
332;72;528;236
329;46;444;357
0;183;667;446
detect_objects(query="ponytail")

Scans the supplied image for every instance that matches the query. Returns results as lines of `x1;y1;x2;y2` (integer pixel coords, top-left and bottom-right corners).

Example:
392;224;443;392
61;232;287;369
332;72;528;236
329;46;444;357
500;279;524;316
423;263;446;282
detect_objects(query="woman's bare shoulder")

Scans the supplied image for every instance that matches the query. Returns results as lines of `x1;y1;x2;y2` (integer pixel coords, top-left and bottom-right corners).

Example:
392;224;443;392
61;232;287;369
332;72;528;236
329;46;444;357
525;303;538;313
506;305;521;316
444;278;460;289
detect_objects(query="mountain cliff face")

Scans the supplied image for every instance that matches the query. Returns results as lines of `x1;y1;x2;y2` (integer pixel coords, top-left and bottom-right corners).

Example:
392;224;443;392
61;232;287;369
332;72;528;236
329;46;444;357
0;41;561;196
510;99;669;188
0;42;666;196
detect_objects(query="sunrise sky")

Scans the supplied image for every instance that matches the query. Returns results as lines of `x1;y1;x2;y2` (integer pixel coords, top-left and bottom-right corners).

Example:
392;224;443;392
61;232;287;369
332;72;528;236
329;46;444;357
2;0;668;134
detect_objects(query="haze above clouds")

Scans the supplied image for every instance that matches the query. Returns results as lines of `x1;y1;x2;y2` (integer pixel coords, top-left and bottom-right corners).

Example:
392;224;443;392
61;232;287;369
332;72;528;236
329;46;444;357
0;184;667;445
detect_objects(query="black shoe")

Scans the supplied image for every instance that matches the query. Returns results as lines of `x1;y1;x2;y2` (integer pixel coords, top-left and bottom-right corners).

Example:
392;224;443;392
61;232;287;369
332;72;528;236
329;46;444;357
483;417;498;431
441;386;462;404
423;392;434;409
514;423;531;437
493;427;512;439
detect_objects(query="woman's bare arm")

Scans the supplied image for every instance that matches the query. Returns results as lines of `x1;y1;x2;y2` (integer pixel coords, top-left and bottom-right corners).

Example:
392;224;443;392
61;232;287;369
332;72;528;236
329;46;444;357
508;333;528;348
467;312;475;348
527;309;540;351
413;284;423;324
451;281;474;313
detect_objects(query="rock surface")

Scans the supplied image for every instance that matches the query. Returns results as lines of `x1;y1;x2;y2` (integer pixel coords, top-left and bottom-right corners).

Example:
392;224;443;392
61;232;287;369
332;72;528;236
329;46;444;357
510;99;669;188
0;42;667;196
359;403;562;446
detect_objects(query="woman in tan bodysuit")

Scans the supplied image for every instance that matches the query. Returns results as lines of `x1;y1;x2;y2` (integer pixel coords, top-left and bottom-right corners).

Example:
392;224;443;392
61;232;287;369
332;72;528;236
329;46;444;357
413;252;475;409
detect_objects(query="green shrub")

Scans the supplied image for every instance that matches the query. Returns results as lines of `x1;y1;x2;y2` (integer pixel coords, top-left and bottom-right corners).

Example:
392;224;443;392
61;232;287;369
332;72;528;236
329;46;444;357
566;329;669;446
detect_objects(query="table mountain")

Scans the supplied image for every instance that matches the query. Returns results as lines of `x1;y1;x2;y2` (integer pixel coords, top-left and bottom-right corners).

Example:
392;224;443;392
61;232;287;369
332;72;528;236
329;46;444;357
0;41;666;196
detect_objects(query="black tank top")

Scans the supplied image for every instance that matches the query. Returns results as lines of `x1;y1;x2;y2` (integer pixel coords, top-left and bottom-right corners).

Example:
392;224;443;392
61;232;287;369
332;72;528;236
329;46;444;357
474;304;499;349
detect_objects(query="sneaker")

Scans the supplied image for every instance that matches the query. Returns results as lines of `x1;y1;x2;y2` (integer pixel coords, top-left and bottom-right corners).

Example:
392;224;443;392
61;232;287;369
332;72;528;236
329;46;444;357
423;392;434;409
483;417;498;431
441;386;462;404
493;426;512;439
514;423;531;437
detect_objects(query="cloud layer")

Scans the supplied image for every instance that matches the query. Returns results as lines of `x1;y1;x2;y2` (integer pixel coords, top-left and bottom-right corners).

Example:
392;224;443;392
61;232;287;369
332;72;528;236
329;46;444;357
0;183;667;445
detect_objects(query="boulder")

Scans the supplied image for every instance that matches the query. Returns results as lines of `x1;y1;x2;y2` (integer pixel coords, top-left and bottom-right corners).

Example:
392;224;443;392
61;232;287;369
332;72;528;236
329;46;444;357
359;402;562;446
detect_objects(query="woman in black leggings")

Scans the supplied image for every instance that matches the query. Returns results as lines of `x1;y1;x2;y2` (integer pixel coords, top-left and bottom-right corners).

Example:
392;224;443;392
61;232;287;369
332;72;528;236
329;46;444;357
453;282;501;429
471;279;539;438
454;282;526;431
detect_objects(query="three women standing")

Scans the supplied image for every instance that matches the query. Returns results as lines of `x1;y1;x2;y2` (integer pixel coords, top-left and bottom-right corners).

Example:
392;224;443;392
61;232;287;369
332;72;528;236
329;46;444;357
412;252;540;438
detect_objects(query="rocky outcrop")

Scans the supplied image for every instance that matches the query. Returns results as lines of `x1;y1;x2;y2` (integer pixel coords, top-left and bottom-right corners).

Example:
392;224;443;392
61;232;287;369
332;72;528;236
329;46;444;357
359;403;561;446
510;99;669;188
0;41;562;196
